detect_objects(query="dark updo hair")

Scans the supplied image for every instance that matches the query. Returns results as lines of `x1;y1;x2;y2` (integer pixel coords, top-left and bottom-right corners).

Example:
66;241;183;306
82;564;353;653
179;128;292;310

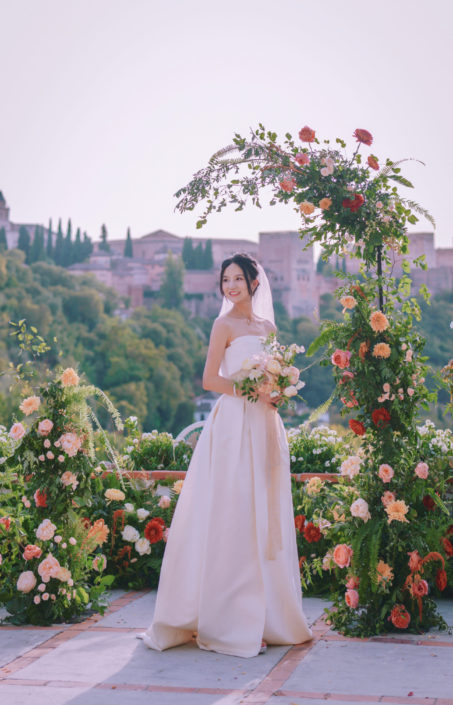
219;253;260;297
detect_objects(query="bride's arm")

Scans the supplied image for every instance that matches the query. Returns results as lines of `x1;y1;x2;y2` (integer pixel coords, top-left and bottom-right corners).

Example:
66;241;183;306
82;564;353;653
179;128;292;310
202;318;236;396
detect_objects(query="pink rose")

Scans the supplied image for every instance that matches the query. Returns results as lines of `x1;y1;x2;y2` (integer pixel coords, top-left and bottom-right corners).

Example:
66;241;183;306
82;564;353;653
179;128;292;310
346;575;360;589
287;366;300;384
414;462;429;479
58;432;82;457
38;554;61;583
345;589;359;609
295;152;310;166
46;451;54;460
44;439;51;448
38;455;45;462
158;496;171;509
350;498;371;522
333;543;353;569
17;571;37;593
9;422;26;440
331;349;351;370
378;464;394;483
407;387;415;397
37;419;53;437
381;491;396;507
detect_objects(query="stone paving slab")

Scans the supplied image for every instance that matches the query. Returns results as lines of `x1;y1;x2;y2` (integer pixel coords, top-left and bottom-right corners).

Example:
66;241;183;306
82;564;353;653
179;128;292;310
0;629;60;667
282;639;453;699
12;628;289;689
93;590;157;628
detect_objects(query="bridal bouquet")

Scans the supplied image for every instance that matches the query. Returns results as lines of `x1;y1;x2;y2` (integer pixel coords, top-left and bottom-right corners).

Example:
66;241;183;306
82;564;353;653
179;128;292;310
234;333;305;408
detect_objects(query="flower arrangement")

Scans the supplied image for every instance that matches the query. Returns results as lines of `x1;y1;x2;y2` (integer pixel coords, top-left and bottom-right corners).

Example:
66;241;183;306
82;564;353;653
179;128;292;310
287;423;353;474
121;416;193;472
234;333;305;408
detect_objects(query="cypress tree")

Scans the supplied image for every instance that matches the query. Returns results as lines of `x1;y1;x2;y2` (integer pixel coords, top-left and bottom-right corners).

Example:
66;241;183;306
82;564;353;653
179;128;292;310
54;220;64;266
0;226;7;251
74;228;83;262
99;224;110;252
194;242;203;268
124;227;133;257
62;218;73;266
30;225;45;263
182;237;193;267
204;239;213;269
159;253;184;309
82;232;93;260
46;219;53;259
18;226;31;262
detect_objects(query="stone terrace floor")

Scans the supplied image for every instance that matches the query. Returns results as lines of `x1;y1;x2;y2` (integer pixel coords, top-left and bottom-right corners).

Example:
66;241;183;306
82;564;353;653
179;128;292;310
1;591;452;705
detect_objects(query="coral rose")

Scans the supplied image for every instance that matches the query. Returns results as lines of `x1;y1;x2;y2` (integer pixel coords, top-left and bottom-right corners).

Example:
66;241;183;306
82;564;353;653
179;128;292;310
144;519;165;544
346;575;360;589
299;125;316;142
345;589;359;609
411;578;428;598
370;311;389;332
61;368;80;387
34;489;48;508
295;152;310;166
390;604;411;629
294;515;306;532
37;554;61;583
350;498;371;522
367;155;379;170
372;343;391;359
349;419;366;436
333;543;353;569
436;568;447;592
385;500;409;524
299;201;315;215
17;571;37;593
414;462;429;479
37;419;53;436
381;491;396;507
340;295;356;310
319;197;332;210
372;407;391;428
441;537;453;557
0;517;11;531
19;396;41;416
9;422;26;440
280;177;296;193
353;128;373;145
303;522;322;543
23;544;42;561
331;349;351;369
378;463;394;483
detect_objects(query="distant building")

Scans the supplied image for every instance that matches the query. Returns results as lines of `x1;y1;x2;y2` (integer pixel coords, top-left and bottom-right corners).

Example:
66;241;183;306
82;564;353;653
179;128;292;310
0;191;52;248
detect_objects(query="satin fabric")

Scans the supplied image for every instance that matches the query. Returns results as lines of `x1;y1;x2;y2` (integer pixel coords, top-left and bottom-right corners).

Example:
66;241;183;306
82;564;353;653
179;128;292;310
141;335;312;657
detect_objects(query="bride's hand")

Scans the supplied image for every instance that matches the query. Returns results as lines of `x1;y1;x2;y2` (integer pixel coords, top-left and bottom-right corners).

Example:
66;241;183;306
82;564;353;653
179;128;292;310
257;390;281;408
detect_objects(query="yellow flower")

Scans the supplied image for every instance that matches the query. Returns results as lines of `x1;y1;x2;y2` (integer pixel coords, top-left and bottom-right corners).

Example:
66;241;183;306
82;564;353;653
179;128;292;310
173;480;185;495
299;201;315;215
61;368;80;387
105;488;126;502
370;311;389;333
372;342;391;359
305;477;324;496
19;395;41;416
376;560;394;584
319;197;332;210
385;500;409;524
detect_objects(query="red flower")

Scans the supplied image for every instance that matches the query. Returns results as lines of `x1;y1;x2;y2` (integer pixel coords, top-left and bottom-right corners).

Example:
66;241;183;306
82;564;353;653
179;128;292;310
353;128;373;146
144;519;165;544
349;419;366;436
295;152;310;166
372;408;391;429
441;537;453;557
436;568;447;591
447;524;453;536
390;604;411;629
299;555;307;571
34;489;48;508
410;577;428;598
303;522;322;543
0;517;11;531
342;193;365;213
299;126;316;142
23;544;43;560
294;515;306;532
367;155;379;170
279;177;296;193
423;495;435;510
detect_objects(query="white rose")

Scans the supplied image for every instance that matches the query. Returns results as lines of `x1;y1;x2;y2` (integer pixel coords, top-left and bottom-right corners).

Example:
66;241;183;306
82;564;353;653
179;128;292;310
136;508;150;521
121;525;140;542
266;358;282;375
350;498;371;522
17;570;37;593
135;538;151;556
124;503;134;513
296;381;306;390
283;385;298;397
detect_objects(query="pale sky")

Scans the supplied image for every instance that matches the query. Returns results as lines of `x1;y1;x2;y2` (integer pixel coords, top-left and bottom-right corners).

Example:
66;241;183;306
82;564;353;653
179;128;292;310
1;0;452;248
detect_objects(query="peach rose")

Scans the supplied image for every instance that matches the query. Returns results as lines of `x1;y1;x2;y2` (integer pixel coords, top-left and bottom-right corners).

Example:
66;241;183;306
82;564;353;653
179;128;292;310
319;197;332;210
373;342;391;359
280;177;296;193
287;366;300;384
345;589;359;609
37;419;54;437
9;422;26;440
38;554;61;583
333;543;353;569
55;566;72;582
61;471;78;489
17;571;37;593
331;349;351;369
350;498;371;522
414;462;429;479
299;201;315;215
266;358;282;375
295;152;310;166
340;296;356;310
381;491;396;507
299;125;316;142
35;518;57;541
23;544;43;561
19;396;41;416
378;463;394;483
370;311;389;332
158;495;171;509
58;432;82;457
61;368;80;387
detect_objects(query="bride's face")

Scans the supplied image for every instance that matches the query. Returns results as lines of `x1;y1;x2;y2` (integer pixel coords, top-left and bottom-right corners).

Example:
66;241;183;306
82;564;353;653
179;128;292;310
222;263;255;305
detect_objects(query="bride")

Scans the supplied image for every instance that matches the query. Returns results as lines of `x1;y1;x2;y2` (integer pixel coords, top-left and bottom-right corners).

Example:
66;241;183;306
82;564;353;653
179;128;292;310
140;253;312;658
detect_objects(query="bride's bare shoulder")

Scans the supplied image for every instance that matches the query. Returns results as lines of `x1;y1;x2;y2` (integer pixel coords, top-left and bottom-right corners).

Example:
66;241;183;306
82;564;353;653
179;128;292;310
210;315;232;339
257;316;277;335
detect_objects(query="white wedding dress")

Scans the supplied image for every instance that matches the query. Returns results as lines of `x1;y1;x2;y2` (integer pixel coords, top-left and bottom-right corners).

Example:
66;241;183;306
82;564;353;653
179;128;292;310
141;334;312;657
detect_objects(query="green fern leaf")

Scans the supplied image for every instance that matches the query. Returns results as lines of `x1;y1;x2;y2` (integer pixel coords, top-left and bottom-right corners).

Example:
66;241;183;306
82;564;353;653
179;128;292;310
308;392;335;424
403;199;436;228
